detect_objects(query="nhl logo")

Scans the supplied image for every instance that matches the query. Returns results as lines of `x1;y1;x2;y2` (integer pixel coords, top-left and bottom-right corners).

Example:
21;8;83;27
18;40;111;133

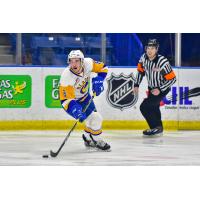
106;73;138;110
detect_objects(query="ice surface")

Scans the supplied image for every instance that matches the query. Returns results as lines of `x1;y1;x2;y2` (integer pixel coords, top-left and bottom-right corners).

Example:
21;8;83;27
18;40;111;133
0;130;200;165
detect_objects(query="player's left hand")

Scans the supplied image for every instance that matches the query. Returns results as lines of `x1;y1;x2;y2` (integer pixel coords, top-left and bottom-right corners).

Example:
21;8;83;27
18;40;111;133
151;88;160;96
92;76;104;96
78;112;87;123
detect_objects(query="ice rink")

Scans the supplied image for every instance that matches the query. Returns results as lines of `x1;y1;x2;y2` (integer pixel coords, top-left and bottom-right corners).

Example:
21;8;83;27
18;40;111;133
0;130;200;166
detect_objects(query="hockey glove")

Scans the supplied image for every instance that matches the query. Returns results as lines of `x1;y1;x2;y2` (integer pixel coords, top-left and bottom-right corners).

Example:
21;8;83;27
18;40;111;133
67;101;87;122
92;76;104;96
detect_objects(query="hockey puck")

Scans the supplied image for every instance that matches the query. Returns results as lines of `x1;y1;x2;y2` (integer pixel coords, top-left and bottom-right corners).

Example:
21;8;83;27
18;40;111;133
42;154;49;158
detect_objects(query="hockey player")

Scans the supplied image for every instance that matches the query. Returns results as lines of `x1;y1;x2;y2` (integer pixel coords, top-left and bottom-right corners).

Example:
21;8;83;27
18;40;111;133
59;50;110;150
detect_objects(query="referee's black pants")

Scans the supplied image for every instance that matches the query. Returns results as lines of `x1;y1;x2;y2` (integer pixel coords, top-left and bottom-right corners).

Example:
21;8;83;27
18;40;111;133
140;88;170;129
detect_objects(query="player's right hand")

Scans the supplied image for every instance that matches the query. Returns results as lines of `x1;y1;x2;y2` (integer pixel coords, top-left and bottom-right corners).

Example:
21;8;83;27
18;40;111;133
92;76;104;96
133;87;139;94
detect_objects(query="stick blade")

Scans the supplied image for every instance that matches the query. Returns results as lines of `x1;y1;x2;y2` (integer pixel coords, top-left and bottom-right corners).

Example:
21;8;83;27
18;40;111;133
50;150;58;157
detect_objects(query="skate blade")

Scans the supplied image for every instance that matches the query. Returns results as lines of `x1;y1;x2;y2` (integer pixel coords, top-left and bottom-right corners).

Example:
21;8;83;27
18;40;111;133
85;146;111;152
143;133;163;138
84;144;111;152
95;147;112;152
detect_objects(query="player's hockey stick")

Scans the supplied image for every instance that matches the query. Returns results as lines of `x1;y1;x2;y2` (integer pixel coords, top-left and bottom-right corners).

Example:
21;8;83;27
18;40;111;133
50;94;95;157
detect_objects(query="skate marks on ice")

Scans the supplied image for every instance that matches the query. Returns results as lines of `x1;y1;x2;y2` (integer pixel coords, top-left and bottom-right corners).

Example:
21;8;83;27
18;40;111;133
0;130;200;165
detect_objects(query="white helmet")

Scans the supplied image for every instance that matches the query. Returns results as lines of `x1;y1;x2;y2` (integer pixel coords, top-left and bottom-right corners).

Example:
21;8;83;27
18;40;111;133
67;50;84;64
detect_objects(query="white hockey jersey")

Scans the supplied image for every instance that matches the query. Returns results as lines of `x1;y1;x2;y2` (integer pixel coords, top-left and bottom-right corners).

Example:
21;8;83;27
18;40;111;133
59;58;108;109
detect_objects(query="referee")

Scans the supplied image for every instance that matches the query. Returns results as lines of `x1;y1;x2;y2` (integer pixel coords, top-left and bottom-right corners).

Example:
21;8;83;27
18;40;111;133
133;39;176;136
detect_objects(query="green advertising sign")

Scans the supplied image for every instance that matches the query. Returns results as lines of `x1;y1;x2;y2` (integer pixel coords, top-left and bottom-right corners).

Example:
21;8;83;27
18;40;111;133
0;75;32;108
45;75;61;108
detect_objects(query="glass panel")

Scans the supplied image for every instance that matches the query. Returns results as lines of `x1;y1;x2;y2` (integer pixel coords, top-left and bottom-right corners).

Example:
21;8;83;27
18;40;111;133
0;33;176;66
0;33;16;65
182;33;200;66
22;33;103;65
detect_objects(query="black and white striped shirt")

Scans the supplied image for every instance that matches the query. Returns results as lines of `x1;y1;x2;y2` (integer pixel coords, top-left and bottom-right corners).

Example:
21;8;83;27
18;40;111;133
134;53;176;92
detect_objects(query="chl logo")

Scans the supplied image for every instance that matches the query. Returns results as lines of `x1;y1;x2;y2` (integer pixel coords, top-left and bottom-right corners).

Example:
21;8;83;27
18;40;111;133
162;86;200;105
106;73;138;110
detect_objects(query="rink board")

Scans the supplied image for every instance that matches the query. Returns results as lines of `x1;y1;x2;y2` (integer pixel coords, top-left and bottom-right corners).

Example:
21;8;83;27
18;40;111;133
0;65;200;130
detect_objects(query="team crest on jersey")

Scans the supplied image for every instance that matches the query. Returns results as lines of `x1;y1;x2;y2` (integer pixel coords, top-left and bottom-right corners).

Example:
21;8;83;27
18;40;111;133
106;73;138;110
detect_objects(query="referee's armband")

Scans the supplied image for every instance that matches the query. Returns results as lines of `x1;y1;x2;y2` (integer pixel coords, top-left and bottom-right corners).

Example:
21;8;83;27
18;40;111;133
137;63;145;73
164;70;176;80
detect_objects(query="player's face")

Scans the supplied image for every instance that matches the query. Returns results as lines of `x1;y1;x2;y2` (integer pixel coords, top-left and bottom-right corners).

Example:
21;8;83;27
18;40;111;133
146;46;158;60
69;58;82;73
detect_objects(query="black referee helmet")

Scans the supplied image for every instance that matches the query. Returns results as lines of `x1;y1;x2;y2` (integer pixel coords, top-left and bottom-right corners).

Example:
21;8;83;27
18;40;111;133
146;39;159;49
